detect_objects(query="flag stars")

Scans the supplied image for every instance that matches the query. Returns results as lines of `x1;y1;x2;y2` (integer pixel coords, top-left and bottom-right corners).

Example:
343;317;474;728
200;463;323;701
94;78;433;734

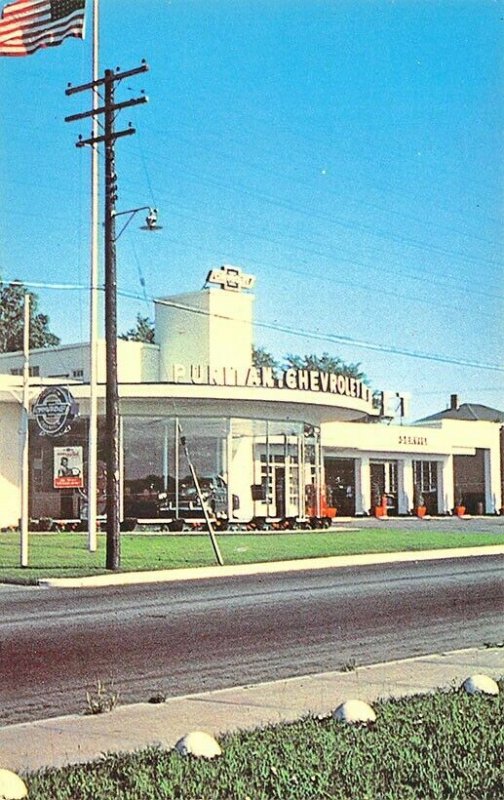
51;0;85;23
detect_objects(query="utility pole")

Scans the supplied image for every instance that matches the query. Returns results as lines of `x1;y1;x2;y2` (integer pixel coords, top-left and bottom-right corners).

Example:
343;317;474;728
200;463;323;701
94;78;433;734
65;62;149;570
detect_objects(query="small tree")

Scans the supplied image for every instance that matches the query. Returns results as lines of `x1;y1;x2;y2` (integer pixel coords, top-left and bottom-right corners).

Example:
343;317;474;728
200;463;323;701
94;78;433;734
0;280;60;353
284;352;368;383
252;346;279;369
253;347;370;384
119;314;155;343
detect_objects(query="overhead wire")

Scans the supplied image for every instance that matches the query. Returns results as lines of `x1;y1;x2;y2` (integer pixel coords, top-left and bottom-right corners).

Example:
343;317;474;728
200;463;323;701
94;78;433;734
108;206;503;324
115;160;504;312
155;202;503;304
145;91;503;225
144;159;502;273
131;292;504;374
2;275;502;377
3;41;502;387
144;120;503;241
120;143;503;303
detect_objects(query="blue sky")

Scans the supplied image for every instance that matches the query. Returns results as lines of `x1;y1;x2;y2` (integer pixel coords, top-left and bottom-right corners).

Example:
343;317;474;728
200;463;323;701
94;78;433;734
1;0;503;420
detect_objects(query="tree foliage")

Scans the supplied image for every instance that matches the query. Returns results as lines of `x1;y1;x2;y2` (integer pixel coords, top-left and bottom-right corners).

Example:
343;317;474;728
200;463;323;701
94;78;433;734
253;347;369;383
251;345;280;369
284;352;367;382
0;280;60;353
121;325;369;383
119;314;155;343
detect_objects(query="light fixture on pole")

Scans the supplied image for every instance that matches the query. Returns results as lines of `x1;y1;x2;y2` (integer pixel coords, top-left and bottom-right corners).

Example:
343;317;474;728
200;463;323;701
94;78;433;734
113;205;162;238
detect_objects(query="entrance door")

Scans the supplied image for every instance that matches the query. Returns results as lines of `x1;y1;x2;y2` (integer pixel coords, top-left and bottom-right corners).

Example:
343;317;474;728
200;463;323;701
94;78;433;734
370;463;386;506
453;452;485;514
324;458;356;515
370;461;398;515
413;460;439;515
274;467;286;517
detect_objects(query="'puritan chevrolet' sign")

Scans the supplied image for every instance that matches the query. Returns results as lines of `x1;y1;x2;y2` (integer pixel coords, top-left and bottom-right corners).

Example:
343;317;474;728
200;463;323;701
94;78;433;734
167;364;372;404
32;386;79;437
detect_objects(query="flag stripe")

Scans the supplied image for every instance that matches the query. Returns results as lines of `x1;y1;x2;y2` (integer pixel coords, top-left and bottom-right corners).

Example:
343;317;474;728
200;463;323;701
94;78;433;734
2;0;47;19
0;0;85;56
2;0;49;17
0;15;52;39
0;12;53;42
0;10;83;44
0;19;84;54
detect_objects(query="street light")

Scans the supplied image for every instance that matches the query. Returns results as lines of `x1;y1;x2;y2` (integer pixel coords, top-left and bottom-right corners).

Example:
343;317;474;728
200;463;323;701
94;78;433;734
66;62;151;570
104;202;161;570
113;205;162;238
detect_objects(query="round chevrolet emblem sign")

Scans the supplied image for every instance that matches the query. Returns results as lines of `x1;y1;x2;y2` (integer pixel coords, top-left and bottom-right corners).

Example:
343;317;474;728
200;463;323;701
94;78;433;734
32;386;79;437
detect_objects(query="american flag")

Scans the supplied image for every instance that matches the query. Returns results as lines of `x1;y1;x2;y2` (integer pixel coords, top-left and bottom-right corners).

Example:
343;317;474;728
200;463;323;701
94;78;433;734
0;0;86;56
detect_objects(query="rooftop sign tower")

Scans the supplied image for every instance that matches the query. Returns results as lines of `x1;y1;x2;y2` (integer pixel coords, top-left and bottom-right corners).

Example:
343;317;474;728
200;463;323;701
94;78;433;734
155;267;256;382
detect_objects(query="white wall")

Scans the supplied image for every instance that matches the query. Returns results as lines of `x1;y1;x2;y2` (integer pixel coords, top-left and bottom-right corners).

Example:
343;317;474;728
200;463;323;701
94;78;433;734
208;290;254;370
322;418;502;513
228;435;255;520
0;341;160;384
155;288;254;380
0;402;22;528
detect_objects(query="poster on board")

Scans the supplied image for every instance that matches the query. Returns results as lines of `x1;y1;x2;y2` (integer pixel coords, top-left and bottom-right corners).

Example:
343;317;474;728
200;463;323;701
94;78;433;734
53;446;83;489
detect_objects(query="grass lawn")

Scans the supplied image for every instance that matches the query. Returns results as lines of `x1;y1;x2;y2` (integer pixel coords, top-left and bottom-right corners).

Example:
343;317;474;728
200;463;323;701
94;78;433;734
1;527;503;584
25;686;504;799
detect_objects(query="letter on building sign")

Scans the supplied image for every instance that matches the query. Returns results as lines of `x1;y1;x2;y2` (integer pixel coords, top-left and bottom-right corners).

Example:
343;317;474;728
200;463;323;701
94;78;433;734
173;364;186;382
209;367;223;385
246;367;262;387
261;367;276;388
285;369;297;389
319;372;330;392
190;365;206;384
298;370;309;391
309;371;320;392
224;367;238;386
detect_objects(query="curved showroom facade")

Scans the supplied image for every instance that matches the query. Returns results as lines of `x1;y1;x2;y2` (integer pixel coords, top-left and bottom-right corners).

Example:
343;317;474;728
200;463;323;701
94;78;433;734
25;378;377;524
0;374;501;528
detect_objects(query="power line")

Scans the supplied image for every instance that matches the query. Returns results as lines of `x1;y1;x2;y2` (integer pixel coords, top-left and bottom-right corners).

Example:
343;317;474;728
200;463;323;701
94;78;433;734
144;123;504;240
5;278;503;373
144;208;504;317
151;296;504;374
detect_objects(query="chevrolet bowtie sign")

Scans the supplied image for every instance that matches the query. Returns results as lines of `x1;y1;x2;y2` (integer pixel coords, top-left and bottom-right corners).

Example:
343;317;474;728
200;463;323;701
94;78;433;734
206;265;256;292
32;386;79;437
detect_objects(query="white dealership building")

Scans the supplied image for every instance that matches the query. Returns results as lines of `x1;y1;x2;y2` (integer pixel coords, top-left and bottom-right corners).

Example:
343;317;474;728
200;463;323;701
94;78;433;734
0;267;502;529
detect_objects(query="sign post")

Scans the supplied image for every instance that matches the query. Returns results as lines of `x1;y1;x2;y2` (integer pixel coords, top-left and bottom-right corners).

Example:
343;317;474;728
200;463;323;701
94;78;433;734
20;293;30;567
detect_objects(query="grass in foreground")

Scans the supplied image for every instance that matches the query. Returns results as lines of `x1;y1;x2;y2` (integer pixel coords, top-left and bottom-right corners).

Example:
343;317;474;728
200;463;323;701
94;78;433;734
26;686;504;799
1;527;503;584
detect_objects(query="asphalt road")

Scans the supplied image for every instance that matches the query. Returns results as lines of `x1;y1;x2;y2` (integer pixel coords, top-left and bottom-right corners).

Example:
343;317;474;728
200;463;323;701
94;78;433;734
1;554;503;726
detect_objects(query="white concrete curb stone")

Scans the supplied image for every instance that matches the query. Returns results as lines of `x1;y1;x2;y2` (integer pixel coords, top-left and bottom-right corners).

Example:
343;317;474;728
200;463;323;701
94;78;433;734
0;769;28;800
333;699;377;725
462;674;500;697
175;731;222;759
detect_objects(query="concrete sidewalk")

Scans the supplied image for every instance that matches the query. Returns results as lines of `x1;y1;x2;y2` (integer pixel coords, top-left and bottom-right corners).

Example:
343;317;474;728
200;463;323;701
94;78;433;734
1;647;502;775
